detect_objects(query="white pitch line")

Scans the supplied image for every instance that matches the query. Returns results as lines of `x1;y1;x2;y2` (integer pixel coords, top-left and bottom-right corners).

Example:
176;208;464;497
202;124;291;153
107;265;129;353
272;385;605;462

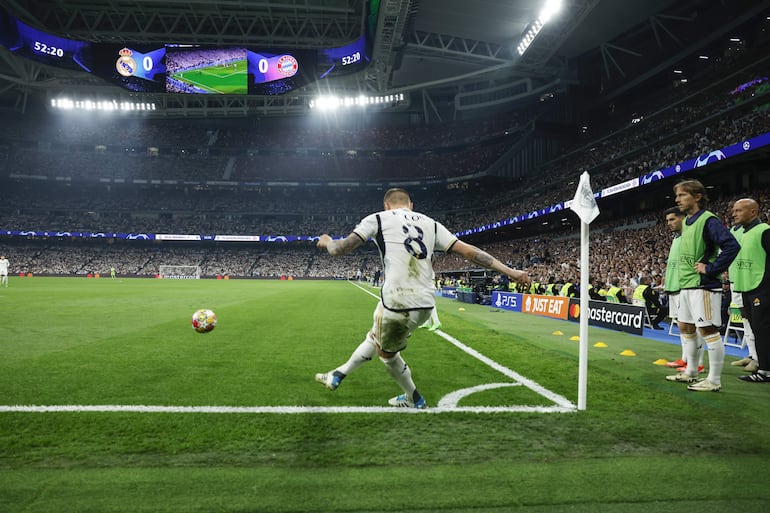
0;404;573;414
438;382;521;409
349;279;380;298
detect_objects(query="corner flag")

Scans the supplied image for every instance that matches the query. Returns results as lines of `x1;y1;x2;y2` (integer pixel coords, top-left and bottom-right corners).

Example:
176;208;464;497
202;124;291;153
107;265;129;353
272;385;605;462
570;171;599;411
570;171;599;224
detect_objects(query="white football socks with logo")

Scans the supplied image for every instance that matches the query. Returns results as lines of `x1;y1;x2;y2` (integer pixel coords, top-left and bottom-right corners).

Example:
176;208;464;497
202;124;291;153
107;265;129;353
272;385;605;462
380;353;417;398
703;332;725;385
681;333;699;377
336;333;377;376
743;318;758;361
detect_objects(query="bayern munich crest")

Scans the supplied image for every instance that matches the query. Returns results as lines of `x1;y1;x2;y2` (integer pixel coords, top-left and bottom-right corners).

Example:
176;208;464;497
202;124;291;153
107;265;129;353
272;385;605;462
116;48;137;77
276;55;298;77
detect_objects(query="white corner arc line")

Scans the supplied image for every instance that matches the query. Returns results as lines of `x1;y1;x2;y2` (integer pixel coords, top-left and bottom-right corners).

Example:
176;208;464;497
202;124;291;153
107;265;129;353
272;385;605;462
437;382;521;409
434;330;576;410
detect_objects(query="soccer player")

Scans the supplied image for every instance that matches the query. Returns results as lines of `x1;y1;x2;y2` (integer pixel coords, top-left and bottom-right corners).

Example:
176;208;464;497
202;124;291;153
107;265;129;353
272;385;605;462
0;254;8;287
729;198;770;383
314;188;530;408
666;180;739;392
663;207;703;372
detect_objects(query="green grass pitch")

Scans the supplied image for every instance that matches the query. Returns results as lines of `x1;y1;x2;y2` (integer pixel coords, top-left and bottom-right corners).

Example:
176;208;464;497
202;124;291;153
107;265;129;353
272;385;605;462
1;277;769;512
170;59;248;94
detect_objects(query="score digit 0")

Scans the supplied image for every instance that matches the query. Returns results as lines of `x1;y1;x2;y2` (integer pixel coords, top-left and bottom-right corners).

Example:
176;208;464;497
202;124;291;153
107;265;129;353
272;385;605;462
143;56;153;72
259;58;268;74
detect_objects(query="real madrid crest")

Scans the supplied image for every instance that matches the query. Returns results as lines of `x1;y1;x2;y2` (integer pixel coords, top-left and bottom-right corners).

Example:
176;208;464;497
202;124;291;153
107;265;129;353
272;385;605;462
116;48;137;77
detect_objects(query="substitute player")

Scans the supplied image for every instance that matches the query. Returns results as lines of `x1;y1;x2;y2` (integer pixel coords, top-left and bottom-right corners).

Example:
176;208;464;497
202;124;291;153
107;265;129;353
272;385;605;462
314;188;529;408
666;180;739;392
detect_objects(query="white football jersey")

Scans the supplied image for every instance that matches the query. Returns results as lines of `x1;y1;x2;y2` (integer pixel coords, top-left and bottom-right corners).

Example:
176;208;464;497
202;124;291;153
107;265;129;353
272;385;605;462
0;258;8;275
354;207;457;310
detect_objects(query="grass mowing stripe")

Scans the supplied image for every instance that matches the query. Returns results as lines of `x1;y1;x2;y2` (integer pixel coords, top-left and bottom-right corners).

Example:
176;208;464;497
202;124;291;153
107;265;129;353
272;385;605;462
2;456;768;513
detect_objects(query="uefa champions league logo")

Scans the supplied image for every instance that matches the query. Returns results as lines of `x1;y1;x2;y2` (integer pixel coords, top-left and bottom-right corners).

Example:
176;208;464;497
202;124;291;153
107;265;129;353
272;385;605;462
694;149;726;168
641;170;664;185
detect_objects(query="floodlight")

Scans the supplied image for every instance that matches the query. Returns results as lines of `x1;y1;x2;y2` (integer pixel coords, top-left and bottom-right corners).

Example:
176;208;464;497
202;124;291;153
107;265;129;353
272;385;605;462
540;0;563;24
517;0;563;56
309;93;406;111
50;97;157;112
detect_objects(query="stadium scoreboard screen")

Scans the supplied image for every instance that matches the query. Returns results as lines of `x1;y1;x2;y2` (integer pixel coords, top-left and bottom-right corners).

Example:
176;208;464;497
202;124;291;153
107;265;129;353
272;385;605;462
90;44;319;95
0;7;370;95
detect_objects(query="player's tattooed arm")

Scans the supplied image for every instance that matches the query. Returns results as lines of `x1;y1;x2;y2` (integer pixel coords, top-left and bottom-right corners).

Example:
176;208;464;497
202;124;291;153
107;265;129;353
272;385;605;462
317;233;365;256
469;250;494;268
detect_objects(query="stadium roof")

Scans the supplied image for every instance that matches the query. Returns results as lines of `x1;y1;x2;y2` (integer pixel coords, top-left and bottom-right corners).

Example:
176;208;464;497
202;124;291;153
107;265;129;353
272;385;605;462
0;0;767;118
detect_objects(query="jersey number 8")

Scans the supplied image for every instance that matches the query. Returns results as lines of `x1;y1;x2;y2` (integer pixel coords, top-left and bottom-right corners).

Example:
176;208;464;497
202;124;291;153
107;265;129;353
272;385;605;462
402;224;427;259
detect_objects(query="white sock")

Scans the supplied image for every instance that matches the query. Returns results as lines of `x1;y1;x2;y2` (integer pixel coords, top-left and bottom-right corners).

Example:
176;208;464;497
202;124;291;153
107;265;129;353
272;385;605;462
380;353;418;400
682;333;699;377
703;332;725;385
336;334;376;376
695;332;705;367
683;333;706;367
743;319;758;361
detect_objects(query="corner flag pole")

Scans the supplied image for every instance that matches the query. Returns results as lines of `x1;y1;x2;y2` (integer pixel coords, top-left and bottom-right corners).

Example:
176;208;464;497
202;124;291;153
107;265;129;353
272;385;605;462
569;172;599;411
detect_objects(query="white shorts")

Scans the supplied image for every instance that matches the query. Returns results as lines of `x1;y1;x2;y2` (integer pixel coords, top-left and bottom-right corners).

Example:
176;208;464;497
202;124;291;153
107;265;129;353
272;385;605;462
667;292;680;320
677;289;722;328
372;301;432;353
730;290;743;308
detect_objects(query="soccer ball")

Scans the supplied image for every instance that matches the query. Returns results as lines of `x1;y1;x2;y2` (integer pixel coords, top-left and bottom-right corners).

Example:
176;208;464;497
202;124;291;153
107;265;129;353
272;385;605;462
191;309;217;333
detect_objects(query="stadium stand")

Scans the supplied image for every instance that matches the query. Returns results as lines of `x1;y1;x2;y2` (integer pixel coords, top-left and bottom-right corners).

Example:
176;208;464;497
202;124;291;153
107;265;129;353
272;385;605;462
2;20;770;297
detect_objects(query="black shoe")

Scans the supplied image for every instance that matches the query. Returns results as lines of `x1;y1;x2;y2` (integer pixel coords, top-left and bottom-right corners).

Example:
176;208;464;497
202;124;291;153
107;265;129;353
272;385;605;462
738;372;770;383
652;325;664;330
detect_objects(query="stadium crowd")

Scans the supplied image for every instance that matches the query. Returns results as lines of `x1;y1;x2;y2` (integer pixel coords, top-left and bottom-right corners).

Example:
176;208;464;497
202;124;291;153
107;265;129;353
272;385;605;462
2;188;768;306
